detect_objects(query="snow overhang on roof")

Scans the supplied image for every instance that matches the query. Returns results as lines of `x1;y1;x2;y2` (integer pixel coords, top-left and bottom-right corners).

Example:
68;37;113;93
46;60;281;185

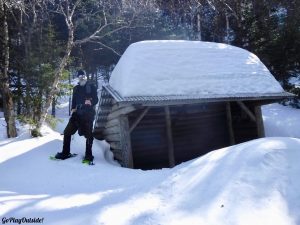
104;84;293;106
108;40;290;101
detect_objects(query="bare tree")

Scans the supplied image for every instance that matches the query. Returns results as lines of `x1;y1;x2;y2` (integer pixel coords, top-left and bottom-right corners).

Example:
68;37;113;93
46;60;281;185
38;0;142;129
0;0;24;138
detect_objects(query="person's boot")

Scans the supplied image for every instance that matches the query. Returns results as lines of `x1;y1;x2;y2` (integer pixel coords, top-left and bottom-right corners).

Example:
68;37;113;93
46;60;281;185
84;137;94;161
55;152;73;160
55;135;72;159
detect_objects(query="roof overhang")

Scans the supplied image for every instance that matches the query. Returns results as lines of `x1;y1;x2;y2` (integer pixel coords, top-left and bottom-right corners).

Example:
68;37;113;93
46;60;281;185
103;84;294;107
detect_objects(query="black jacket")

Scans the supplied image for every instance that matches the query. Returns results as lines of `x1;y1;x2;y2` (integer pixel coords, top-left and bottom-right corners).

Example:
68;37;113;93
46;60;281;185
71;82;98;111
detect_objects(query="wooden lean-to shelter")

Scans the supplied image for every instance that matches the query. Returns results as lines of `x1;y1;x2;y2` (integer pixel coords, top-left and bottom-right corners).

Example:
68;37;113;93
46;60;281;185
93;41;293;170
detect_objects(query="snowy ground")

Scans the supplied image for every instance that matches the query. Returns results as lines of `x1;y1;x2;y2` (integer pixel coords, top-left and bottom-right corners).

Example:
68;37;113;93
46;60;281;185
0;103;300;225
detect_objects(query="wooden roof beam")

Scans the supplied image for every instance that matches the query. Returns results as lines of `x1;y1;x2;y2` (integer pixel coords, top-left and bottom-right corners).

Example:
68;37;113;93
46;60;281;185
129;107;150;133
237;101;256;122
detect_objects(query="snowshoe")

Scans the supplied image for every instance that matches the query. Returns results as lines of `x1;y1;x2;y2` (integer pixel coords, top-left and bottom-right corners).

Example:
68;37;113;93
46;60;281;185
82;155;94;165
50;153;77;161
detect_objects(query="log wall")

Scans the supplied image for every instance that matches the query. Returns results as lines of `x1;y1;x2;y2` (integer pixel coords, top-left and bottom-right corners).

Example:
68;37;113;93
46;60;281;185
101;101;265;170
128;103;230;169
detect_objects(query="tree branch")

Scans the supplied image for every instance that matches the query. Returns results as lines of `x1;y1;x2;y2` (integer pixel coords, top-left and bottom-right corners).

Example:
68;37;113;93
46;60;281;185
89;40;121;56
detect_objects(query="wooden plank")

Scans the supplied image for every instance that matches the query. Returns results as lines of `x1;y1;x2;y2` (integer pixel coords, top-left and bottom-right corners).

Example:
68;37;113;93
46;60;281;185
119;115;134;168
130;124;165;130
92;130;105;140
105;118;119;128
237;101;256;122
104;133;121;142
165;106;175;167
226;102;235;145
129;107;150;133
111;103;123;112
98;106;112;113
108;105;137;120
255;106;265;138
111;149;123;161
109;141;122;150
103;125;120;136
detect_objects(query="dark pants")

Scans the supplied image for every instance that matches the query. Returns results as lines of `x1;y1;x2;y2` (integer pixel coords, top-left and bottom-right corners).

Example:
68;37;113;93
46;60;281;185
62;113;94;157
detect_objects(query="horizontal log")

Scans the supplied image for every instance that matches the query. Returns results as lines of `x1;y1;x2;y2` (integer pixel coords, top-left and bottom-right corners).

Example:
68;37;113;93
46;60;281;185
100;89;111;98
109;141;122;150
111;103;120;112
131;129;165;140
92;131;105;140
95;118;110;128
130;124;165;130
131;146;168;154
107;105;137;120
128;113;226;124
99;98;113;105
103;125;120;136
111;150;123;161
105;118;119;128
104;133;121;142
97;106;112;113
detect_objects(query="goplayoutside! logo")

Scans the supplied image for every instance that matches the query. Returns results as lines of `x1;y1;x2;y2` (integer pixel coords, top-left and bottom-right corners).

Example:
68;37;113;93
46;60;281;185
2;217;44;224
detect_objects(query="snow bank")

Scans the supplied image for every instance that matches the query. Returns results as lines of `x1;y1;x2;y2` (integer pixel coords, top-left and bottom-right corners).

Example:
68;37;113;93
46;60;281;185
0;133;299;225
153;137;300;225
263;103;300;138
109;40;284;97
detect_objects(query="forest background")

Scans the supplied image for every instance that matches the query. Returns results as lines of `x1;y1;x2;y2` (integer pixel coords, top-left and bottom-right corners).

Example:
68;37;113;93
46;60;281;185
0;0;299;137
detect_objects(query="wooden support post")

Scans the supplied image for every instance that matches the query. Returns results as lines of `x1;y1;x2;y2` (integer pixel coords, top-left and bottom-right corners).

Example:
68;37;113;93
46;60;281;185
119;115;134;168
255;106;265;138
164;106;175;167
237;101;256;122
129;107;150;133
226;102;235;145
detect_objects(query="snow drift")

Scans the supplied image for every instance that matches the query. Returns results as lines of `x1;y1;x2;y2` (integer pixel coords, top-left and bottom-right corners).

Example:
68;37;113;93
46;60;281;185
0;70;299;225
0;124;300;224
109;40;284;97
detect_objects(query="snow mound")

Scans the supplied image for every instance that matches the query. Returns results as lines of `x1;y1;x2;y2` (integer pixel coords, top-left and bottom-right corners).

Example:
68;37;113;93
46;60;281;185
1;131;299;224
109;40;284;97
155;137;300;225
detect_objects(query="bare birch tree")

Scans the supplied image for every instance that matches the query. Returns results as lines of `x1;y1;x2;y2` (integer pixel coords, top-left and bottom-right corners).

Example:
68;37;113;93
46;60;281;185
38;0;144;130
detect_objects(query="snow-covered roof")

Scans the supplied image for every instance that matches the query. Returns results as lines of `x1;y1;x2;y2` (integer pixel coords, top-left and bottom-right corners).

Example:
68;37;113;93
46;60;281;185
103;84;291;106
109;40;285;98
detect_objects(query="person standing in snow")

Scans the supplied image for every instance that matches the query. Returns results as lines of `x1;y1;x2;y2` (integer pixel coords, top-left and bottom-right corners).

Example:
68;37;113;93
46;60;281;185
55;69;98;162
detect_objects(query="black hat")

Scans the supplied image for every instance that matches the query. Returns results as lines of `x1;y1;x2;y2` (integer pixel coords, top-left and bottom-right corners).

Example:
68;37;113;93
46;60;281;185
77;69;86;77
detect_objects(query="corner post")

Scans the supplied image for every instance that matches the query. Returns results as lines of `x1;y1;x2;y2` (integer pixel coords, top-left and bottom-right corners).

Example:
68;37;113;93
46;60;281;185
119;115;134;168
226;102;235;145
164;106;175;167
255;106;265;138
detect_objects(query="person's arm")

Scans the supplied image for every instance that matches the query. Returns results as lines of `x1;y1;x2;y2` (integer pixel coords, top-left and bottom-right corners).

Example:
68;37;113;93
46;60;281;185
71;86;77;113
91;85;99;106
84;84;98;106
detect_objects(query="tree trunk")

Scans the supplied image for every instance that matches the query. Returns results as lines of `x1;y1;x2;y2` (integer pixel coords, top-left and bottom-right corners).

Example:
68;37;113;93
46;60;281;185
197;12;202;41
225;10;230;44
38;18;74;128
17;72;22;115
0;2;17;138
51;97;56;117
